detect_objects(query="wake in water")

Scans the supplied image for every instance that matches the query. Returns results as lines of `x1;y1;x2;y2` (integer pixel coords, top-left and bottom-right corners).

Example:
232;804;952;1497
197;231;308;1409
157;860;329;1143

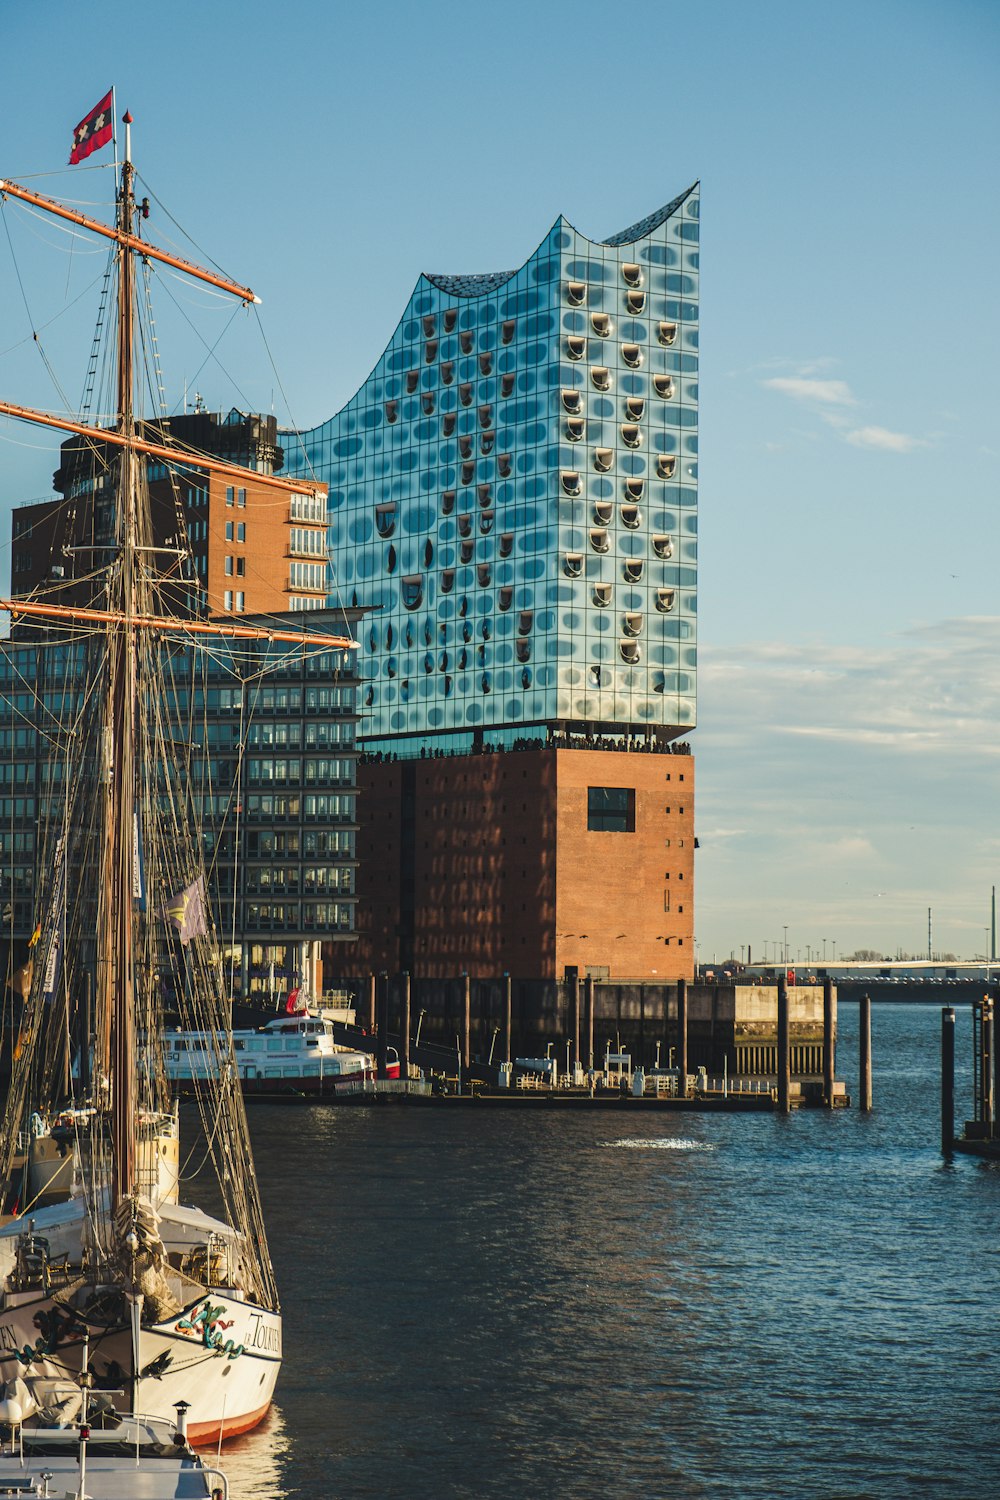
602;1137;716;1151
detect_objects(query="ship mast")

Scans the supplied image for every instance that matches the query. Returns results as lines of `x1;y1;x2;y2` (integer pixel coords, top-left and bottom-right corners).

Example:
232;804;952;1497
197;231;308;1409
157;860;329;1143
105;115;139;1209
0;117;356;1221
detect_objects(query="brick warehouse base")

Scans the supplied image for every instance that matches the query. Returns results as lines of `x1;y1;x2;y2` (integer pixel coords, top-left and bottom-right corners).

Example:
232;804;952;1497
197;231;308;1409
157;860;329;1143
333;741;695;983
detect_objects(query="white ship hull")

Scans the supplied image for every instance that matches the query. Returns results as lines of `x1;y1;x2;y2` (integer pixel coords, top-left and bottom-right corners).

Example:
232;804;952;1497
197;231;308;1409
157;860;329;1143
0;1287;281;1444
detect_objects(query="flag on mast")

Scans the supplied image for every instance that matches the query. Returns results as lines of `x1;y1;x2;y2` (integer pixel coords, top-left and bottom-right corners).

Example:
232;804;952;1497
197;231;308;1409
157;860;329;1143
162;876;208;946
69;90;114;165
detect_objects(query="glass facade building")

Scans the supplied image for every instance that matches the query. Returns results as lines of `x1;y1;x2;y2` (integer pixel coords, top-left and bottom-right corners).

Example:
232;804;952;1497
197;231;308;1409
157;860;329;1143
282;186;699;752
0;613;360;999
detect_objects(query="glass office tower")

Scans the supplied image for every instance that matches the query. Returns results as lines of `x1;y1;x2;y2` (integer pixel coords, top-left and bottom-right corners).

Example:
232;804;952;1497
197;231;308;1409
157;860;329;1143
283;185;699;753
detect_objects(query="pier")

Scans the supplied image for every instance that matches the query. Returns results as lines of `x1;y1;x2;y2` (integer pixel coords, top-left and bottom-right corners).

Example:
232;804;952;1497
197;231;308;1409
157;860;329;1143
311;972;850;1110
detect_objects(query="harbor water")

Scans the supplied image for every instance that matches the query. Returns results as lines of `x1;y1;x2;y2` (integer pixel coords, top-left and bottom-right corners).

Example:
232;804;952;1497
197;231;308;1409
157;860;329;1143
211;1002;1000;1498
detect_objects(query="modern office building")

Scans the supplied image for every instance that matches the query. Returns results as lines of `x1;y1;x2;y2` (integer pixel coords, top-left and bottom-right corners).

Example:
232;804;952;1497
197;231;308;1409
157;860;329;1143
4;408;359;1002
0;613;361;1003
283;186;700;981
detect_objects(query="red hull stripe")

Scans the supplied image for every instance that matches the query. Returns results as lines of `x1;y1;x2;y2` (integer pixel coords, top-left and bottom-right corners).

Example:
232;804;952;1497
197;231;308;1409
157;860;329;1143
189;1397;272;1446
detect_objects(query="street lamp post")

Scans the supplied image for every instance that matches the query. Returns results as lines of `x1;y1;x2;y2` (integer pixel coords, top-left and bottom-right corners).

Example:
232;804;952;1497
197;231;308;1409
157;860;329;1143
415;1009;427;1047
783;926;788;964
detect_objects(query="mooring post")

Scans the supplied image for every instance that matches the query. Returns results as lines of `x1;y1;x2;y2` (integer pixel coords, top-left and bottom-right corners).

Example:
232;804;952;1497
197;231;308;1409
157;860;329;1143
400;971;411;1081
366;971;376;1035
502;973;512;1066
585;975;595;1072
823;975;836;1108
981;999;994;1137
941;1006;955;1154
376;971;389;1080
859;994;872;1112
777;974;790;1114
676;978;688;1098
461;972;471;1072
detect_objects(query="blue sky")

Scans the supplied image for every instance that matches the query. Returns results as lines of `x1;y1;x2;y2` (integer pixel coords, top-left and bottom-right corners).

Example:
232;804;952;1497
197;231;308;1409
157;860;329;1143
0;0;997;961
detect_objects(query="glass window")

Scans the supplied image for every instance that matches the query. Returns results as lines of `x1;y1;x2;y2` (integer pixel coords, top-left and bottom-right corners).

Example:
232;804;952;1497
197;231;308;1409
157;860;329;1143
237;488;246;507
226;486;234;507
237;523;246;542
587;787;635;833
226;521;234;541
225;556;233;576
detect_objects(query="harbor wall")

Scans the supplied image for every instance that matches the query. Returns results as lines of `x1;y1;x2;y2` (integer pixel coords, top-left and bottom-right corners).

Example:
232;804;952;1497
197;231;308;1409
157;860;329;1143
348;975;833;1076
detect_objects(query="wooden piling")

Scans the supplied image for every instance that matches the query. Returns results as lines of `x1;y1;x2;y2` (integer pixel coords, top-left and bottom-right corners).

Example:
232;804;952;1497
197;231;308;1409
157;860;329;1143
461;972;471;1071
859;994;872;1111
777;975;790;1114
400;971;411;1080
981;1000;994;1136
502;973;512;1066
676;978;688;1097
822;975;835;1106
585;975;595;1071
571;975;581;1071
376;971;389;1080
941;1006;955;1154
365;971;376;1035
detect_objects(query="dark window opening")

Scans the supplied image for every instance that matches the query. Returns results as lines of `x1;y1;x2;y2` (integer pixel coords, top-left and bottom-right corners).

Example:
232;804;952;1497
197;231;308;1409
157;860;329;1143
587;786;635;833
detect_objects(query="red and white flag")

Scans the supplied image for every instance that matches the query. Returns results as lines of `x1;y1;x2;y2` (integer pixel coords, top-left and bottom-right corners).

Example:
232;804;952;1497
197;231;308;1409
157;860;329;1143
69;91;114;165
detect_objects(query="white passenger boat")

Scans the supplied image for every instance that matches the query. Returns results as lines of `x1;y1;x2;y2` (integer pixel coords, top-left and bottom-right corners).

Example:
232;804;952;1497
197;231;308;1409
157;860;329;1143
165;1010;400;1096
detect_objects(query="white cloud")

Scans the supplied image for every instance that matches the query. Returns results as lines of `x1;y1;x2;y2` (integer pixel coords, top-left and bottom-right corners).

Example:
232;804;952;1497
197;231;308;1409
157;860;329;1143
845;425;928;453
693;620;1000;956
762;376;857;406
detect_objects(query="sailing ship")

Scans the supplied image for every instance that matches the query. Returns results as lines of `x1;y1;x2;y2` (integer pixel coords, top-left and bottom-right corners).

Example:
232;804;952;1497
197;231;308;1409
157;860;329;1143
0;106;354;1444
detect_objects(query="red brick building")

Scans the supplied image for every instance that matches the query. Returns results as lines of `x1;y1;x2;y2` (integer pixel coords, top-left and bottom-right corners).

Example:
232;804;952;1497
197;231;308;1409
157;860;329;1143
11;409;327;616
346;741;694;982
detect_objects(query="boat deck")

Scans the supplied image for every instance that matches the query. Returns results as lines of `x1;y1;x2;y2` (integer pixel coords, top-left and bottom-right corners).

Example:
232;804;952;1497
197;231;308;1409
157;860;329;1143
0;1417;227;1498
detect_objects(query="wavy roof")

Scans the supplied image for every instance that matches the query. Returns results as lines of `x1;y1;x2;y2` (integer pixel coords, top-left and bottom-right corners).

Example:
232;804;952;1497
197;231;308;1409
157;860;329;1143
602;183;698;246
423;184;698;299
424;269;518;296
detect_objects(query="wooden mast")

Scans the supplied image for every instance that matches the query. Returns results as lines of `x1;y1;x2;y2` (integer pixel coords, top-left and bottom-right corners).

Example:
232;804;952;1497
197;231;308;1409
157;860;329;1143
106;118;138;1211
